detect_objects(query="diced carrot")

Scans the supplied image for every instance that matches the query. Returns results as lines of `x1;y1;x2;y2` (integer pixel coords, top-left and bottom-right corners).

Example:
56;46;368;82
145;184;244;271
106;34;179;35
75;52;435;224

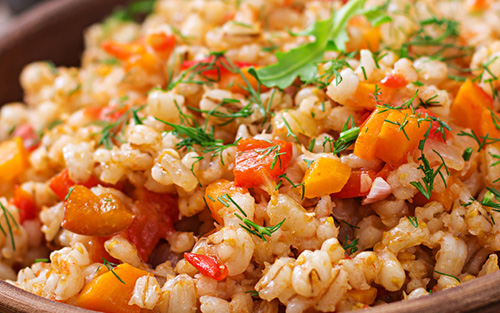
375;109;430;165
354;108;391;161
345;16;381;52
62;185;134;236
0;137;29;182
302;158;352;198
479;108;500;138
332;169;377;198
344;83;394;110
450;79;493;134
49;169;99;201
234;138;293;188
12;186;37;223
77;263;148;313
204;179;248;224
126;188;178;261
102;33;176;71
468;0;489;11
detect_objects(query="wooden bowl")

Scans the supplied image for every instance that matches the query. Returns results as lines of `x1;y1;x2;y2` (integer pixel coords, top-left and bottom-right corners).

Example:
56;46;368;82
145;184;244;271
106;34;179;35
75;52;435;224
1;0;500;312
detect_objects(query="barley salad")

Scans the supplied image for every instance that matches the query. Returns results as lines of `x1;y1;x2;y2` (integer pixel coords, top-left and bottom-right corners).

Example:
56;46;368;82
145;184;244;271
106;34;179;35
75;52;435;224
1;0;500;312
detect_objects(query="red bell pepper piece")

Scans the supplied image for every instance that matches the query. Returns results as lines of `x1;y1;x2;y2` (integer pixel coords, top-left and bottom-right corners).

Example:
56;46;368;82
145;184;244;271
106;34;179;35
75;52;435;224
234;138;293;188
184;252;228;281
49;169;99;201
12;186;37;223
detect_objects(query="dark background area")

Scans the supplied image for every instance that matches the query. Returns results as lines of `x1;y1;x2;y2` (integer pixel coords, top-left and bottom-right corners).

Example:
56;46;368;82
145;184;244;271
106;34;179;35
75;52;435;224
0;0;127;104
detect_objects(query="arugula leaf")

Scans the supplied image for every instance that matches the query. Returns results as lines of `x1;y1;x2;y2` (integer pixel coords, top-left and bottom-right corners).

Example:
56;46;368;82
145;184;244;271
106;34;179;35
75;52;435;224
255;0;390;89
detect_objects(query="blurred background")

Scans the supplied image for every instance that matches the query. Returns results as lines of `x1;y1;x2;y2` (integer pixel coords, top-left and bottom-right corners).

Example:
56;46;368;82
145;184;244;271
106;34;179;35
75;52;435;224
0;0;44;28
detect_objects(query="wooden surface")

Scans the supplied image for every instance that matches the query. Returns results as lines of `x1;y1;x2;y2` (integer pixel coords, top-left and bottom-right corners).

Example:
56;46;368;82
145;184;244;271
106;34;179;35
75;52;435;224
1;0;500;312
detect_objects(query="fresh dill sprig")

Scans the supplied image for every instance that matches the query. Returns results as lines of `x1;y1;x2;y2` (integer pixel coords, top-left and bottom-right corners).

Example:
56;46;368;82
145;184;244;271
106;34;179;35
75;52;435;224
102;258;126;284
282;116;300;144
0;202;18;251
434;270;460;283
343;235;359;254
234;213;285;242
457;130;500;152
407;216;419;228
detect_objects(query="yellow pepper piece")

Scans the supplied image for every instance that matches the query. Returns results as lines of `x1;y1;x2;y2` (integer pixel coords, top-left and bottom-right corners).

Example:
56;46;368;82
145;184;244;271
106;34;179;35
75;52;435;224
0;137;29;182
303;158;351;198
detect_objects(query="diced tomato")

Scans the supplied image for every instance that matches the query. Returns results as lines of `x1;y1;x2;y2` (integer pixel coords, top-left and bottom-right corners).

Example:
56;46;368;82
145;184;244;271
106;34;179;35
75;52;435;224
331;169;377;198
381;73;407;89
415;108;451;142
125;188;178;261
12;186;37;223
13;124;39;151
234;139;293;188
375;163;393;180
49;169;99;201
184;253;228;281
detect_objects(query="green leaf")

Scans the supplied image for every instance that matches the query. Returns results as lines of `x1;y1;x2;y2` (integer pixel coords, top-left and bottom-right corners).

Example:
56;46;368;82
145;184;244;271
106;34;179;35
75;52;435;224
255;0;389;89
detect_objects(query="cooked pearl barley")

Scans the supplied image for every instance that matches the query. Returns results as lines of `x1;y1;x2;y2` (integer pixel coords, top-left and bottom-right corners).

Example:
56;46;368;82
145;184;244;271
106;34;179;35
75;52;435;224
147;89;184;124
292;250;332;297
326;68;359;105
129;275;161;310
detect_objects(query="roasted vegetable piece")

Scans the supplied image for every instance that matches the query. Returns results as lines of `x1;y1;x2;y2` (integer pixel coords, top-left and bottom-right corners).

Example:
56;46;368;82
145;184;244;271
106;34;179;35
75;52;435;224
234;138;293;188
332;169;377;198
302;157;352;198
49;169;99;201
0;137;29;182
12;186;37;223
62;185;134;236
76;263;148;313
184;252;228;281
450;79;493;134
204;179;248;224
